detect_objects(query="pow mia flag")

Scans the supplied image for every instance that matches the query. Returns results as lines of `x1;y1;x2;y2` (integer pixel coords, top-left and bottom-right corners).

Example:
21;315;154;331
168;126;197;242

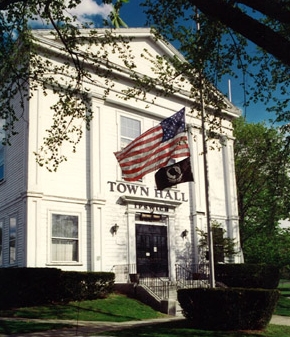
155;157;193;190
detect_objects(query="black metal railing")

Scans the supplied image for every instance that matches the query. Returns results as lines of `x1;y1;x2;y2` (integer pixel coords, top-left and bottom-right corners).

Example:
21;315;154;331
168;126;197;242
138;268;170;300
112;264;170;299
175;263;210;289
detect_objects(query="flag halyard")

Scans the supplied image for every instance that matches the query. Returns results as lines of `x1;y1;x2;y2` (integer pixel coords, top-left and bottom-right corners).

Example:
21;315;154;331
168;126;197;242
114;108;190;181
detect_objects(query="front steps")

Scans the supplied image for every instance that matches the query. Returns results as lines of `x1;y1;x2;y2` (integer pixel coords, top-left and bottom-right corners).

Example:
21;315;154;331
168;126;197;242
114;282;183;316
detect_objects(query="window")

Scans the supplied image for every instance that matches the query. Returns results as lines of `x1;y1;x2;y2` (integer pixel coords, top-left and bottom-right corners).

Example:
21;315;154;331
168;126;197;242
0;120;5;182
51;214;79;262
0;219;3;266
120;116;141;180
9;216;16;264
120;115;141;149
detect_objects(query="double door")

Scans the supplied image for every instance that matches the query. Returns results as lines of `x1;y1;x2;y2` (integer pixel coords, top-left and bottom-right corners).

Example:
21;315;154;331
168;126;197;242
135;224;168;277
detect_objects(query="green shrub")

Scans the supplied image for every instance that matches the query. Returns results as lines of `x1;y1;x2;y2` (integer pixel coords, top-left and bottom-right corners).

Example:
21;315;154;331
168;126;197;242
0;268;115;309
215;264;280;289
60;271;115;302
0;268;62;309
178;287;280;331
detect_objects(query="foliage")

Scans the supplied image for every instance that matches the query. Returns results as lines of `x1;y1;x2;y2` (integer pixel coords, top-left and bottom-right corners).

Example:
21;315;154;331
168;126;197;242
215;264;280;289
178;287;280;330
0;268;115;309
233;117;290;265
0;0;133;170
276;281;290;316
197;221;237;263
141;0;290;134
0;0;241;171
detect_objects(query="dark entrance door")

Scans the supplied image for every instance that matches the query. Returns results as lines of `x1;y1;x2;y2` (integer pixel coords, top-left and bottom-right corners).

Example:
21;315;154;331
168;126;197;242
135;224;168;277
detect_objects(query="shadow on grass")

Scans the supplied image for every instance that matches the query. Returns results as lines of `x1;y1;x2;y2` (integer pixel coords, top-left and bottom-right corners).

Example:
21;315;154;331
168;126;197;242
0;319;70;335
3;302;152;322
99;320;287;337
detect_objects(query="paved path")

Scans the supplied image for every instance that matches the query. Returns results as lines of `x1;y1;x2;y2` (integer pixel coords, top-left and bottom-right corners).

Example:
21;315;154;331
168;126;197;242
0;315;289;337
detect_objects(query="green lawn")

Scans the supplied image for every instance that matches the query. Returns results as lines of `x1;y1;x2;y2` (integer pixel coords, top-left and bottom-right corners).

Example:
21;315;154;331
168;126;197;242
95;321;290;337
0;294;166;322
1;286;290;336
275;281;290;316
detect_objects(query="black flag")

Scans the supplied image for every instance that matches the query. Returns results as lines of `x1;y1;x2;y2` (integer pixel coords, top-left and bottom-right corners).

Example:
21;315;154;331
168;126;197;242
155;157;193;190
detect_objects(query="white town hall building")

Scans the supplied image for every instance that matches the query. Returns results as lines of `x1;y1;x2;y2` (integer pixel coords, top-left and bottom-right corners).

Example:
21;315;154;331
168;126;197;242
0;28;242;282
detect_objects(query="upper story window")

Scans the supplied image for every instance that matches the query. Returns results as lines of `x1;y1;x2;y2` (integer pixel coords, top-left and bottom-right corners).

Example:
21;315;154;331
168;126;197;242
120;116;141;149
120;115;141;181
0;120;5;182
51;214;79;263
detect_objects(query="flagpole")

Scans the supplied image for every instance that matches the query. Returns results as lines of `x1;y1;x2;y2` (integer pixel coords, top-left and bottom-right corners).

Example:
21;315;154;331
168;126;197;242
187;124;199;271
194;6;215;288
199;74;216;288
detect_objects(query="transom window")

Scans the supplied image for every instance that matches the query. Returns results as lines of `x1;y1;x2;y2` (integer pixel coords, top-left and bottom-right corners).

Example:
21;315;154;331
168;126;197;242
51;214;79;262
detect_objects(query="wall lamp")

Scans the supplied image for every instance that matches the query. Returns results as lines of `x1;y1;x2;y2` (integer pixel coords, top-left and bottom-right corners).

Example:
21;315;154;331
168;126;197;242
181;229;189;239
111;223;119;236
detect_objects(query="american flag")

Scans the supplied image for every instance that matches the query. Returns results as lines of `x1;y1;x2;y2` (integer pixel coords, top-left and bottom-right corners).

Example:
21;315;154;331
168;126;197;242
114;108;190;181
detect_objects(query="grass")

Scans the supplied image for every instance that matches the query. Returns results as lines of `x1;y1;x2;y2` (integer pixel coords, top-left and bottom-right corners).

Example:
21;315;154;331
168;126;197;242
95;321;290;337
1;284;290;336
275;280;290;316
0;320;71;335
0;294;166;322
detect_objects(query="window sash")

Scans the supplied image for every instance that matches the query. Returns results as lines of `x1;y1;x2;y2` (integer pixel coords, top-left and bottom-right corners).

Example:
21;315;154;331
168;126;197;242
51;214;79;262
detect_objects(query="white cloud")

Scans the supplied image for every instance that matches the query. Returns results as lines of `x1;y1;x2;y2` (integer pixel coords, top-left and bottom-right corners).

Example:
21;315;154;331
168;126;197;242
68;0;113;23
28;1;113;28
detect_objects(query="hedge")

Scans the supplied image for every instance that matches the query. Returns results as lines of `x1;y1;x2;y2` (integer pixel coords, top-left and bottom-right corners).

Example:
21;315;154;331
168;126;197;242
178;287;280;330
215;264;280;289
0;268;115;309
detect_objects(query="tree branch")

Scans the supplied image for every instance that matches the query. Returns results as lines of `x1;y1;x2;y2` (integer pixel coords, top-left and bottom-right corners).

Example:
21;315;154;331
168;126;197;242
190;0;290;66
0;0;25;10
236;0;290;23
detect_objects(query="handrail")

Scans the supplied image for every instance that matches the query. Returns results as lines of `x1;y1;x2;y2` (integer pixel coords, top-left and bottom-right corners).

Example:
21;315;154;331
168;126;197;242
175;263;210;289
138;267;170;300
112;264;170;299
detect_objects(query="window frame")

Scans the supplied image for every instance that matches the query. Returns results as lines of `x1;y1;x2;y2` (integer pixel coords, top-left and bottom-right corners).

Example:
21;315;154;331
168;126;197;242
9;215;17;265
118;113;143;181
0;218;3;266
0;119;5;183
49;212;81;265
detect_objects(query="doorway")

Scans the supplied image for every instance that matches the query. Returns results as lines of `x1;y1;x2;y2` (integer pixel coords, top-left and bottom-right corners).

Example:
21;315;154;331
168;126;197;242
135;224;168;277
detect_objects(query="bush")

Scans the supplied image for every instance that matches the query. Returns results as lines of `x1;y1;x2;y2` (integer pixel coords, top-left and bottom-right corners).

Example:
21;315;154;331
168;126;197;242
0;268;115;309
215;264;280;289
178;287;280;331
60;271;115;302
0;268;62;309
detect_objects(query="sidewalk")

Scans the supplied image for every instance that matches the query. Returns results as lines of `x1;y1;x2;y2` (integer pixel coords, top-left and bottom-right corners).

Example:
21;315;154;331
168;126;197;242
1;316;184;337
1;315;289;337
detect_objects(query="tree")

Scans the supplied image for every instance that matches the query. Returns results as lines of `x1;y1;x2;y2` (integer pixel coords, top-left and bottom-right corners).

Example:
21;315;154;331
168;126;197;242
197;221;237;264
233;117;290;263
141;0;290;133
0;0;133;170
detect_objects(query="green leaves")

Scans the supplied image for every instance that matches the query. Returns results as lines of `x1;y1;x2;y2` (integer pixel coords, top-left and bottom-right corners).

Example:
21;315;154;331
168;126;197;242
233;117;290;266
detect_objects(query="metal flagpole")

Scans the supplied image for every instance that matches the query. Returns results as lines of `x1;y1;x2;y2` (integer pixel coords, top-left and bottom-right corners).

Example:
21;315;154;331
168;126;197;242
187;123;199;271
199;74;216;288
195;6;215;287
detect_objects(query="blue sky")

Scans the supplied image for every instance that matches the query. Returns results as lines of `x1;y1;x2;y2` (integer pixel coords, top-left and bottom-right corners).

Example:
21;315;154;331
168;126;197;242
118;1;279;125
43;0;278;125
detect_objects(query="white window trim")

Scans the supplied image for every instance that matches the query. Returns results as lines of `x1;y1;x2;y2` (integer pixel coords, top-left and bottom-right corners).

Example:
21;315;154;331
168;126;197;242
47;210;83;266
